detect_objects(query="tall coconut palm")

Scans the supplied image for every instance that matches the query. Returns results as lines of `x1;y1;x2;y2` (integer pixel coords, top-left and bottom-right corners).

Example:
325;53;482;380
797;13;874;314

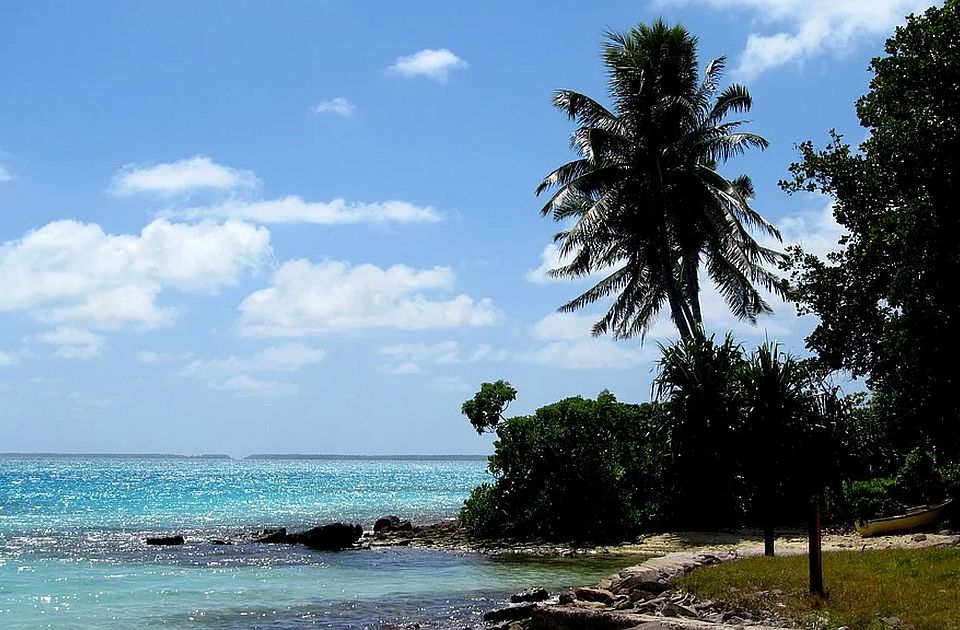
536;21;786;340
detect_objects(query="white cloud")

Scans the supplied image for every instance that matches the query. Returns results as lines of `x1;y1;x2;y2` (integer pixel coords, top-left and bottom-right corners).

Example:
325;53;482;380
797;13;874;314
430;375;473;393
182;343;326;380
527;243;617;284
379;340;460;373
239;259;499;337
181;343;325;397
0;166;12;182
0;351;17;366
179;196;441;225
33;327;105;360
212;375;298;397
521;312;657;370
110;155;258;196
388;48;467;81
380;341;460;363
468;344;510;363
659;0;929;78
136;350;163;364
778;203;845;260
527;243;566;284
0;219;271;329
313;97;356;117
461;312;656;371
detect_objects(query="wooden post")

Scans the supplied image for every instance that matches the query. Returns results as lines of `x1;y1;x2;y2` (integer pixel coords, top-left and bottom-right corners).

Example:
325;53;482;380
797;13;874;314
808;497;823;595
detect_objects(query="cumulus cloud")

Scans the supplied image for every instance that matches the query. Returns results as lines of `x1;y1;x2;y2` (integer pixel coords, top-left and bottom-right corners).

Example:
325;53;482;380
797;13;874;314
659;0;929;78
521;312;658;370
181;343;326;397
778;203;845;260
211;375;298;397
0;219;271;329
527;244;567;284
0;350;17;366
136;350;163;364
110;155;258;196
239;260;499;337
0;166;12;182
33;327;105;360
430;375;473;393
178;196;441;225
379;340;460;373
527;243;618;284
388;48;467;80
312;97;356;117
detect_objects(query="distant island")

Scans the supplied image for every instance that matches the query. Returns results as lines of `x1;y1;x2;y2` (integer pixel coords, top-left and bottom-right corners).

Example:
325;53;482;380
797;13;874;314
0;452;487;461
244;454;487;461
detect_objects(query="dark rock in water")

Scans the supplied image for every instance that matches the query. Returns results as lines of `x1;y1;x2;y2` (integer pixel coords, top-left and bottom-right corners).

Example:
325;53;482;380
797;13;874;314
511;587;549;603
374;515;401;533
254;527;288;543
146;535;184;546
288;523;362;550
573;587;615;604
374;515;413;533
531;606;640;629
483;603;536;623
209;539;232;545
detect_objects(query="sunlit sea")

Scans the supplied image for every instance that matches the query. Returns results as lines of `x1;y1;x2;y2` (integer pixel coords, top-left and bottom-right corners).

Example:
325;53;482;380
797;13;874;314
0;456;634;629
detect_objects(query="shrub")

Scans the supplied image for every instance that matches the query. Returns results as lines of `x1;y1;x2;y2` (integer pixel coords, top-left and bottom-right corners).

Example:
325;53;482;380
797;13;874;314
844;477;903;520
459;391;664;542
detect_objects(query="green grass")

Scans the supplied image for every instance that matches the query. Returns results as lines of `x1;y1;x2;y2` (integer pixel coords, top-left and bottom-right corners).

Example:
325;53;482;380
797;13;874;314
675;548;960;630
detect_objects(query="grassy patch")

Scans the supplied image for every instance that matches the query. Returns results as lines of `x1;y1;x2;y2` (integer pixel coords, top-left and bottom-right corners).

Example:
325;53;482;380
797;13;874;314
675;548;960;630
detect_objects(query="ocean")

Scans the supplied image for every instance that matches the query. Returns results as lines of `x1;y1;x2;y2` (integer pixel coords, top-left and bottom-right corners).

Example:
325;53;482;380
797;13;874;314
0;456;638;629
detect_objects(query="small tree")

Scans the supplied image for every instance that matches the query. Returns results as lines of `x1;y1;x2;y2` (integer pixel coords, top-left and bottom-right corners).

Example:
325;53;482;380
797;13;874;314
461;380;517;434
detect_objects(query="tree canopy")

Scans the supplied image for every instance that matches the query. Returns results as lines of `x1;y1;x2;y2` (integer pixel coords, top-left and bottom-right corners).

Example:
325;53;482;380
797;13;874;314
781;0;960;459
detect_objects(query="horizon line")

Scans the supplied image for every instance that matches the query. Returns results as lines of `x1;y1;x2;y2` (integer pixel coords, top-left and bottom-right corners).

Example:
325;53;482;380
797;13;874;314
0;452;489;460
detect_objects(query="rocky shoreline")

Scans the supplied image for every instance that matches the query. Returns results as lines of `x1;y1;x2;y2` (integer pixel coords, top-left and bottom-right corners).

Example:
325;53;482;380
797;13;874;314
142;518;960;629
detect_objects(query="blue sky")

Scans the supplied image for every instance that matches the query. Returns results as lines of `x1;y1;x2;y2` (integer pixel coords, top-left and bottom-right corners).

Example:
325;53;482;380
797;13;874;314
0;0;932;455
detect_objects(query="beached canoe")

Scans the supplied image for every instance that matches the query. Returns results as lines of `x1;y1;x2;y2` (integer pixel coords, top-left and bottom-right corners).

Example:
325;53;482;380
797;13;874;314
855;498;954;537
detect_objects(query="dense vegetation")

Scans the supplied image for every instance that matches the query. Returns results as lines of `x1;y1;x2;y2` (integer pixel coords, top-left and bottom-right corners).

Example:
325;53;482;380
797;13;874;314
782;0;960;462
461;5;960;541
461;335;847;541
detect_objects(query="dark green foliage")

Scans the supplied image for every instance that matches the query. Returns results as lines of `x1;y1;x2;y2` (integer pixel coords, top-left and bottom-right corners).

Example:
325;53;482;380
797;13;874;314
462;334;845;540
461;380;518;434
537;20;784;341
844;477;904;521
781;1;960;460
461;391;664;542
655;333;840;527
896;448;945;506
654;332;747;527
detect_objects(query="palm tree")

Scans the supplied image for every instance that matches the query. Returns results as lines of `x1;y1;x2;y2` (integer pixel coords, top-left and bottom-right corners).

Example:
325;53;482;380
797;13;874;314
536;20;786;340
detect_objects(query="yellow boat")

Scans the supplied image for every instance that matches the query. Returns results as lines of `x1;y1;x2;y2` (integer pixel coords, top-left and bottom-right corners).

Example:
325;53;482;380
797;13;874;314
855;498;953;537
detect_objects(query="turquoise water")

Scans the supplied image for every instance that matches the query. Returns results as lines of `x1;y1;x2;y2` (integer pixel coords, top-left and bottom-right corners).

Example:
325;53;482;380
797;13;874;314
0;457;637;629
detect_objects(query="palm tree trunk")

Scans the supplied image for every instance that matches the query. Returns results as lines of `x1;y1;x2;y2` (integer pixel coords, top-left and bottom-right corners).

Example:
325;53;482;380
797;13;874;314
662;260;693;339
683;254;703;328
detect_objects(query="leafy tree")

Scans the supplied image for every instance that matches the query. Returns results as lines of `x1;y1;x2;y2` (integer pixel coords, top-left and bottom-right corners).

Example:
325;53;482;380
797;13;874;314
460;389;665;541
781;1;960;459
536;20;784;340
461;380;517;434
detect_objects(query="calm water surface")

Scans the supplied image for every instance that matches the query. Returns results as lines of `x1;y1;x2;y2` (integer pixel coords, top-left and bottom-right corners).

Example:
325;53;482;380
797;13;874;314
0;457;641;629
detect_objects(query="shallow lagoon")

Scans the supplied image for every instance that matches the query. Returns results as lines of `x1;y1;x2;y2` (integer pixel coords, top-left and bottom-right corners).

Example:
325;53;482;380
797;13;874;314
0;457;641;628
